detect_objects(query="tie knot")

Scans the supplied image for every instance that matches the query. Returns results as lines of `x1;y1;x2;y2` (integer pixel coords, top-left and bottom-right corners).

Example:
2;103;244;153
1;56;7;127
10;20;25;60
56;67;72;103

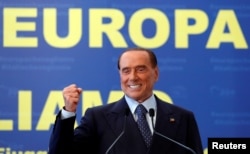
136;104;147;115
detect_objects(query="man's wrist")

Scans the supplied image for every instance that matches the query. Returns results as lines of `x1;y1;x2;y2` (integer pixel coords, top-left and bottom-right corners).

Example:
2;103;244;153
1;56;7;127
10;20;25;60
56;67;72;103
61;106;76;119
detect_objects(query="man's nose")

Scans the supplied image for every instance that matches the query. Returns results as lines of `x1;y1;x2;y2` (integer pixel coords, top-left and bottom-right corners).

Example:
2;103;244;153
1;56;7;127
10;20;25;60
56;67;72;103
129;70;138;80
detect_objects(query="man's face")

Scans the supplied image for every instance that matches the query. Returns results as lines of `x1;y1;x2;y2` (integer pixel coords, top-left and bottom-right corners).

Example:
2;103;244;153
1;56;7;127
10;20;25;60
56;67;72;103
119;50;159;103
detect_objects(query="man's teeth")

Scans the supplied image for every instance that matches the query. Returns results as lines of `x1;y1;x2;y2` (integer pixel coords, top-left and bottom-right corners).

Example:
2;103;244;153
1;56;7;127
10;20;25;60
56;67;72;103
130;85;140;89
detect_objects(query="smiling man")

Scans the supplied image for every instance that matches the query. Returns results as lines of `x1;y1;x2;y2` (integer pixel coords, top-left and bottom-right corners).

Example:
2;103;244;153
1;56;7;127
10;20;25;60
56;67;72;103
48;47;203;154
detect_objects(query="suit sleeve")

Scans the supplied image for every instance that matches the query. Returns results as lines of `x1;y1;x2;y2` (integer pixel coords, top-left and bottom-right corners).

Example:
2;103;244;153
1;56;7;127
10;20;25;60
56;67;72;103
48;111;76;154
48;108;100;154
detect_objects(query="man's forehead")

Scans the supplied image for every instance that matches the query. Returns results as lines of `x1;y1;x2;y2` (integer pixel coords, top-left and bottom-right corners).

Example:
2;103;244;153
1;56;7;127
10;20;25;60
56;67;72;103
119;50;152;69
120;59;150;69
120;50;149;60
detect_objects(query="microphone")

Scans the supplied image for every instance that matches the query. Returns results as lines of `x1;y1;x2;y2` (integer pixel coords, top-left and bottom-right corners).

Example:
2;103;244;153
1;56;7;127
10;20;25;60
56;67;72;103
149;109;197;154
105;108;130;154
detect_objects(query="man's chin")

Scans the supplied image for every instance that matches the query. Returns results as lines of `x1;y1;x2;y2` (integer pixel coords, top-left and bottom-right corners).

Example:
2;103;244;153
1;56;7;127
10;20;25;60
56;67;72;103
126;94;144;101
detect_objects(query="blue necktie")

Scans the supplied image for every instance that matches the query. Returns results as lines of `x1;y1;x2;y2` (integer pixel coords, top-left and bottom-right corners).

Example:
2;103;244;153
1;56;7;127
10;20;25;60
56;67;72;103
135;104;152;148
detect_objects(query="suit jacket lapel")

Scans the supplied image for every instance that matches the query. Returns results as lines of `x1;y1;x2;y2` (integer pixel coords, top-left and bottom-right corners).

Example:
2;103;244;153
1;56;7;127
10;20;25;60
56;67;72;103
155;98;180;140
125;110;148;153
104;97;131;153
105;96;148;153
105;97;128;139
149;96;180;153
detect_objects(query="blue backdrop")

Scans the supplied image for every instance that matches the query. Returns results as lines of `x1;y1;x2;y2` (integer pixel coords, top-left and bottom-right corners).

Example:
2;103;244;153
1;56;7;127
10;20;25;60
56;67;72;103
0;0;250;153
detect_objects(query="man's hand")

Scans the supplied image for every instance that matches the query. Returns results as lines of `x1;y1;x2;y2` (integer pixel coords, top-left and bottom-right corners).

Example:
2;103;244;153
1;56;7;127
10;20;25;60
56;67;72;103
62;84;82;112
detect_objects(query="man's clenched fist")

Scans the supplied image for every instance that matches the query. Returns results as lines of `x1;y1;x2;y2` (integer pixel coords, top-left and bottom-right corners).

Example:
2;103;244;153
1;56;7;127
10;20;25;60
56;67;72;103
62;84;82;112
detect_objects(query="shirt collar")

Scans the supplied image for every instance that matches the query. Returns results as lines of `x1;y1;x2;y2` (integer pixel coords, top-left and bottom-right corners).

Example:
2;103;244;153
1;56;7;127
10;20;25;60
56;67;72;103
125;94;156;114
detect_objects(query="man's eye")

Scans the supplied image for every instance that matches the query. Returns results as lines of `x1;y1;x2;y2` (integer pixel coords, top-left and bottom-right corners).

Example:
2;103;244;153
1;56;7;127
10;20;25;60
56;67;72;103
137;67;146;72
122;69;130;74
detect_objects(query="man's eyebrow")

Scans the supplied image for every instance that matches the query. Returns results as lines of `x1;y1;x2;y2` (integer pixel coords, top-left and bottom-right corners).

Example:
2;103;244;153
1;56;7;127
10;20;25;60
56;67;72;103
121;67;129;71
138;65;146;67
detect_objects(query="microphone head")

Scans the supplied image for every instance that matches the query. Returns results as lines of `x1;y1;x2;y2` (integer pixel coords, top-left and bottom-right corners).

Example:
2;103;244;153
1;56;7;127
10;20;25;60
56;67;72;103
149;108;155;117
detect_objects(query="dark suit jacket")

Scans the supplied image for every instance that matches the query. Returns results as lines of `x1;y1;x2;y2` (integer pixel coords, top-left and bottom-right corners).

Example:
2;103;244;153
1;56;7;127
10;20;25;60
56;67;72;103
48;95;203;154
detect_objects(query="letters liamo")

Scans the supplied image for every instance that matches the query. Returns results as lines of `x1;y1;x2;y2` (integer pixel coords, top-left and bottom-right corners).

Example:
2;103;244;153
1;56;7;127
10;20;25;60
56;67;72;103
3;8;248;49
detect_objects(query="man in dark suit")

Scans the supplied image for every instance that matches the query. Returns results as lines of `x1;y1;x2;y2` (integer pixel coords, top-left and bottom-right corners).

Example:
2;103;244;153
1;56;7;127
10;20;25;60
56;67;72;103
48;47;203;154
